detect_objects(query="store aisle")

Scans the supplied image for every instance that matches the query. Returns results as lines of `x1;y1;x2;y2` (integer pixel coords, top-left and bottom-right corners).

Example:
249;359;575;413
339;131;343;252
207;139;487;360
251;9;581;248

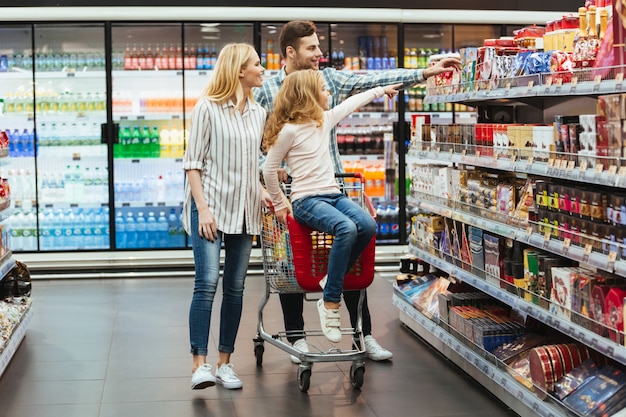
0;273;518;417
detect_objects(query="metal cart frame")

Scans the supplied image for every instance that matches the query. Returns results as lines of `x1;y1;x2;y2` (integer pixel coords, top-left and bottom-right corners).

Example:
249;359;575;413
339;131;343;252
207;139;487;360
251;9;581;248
253;173;375;392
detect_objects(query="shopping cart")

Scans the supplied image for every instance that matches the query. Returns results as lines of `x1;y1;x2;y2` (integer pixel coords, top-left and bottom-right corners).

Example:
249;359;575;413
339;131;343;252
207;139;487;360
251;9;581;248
254;172;376;392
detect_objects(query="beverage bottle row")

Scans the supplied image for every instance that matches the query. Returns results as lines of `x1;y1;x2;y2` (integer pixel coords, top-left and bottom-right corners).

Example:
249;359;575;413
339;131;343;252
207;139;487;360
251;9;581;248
115;208;185;249
343;160;386;198
375;204;418;241
38;122;103;148
37;207;110;251
6;128;35;157
38;164;109;204
5;169;36;209
118;44;218;71
112;91;197;115
337;124;388;155
0;50;105;72
114;170;183;203
116;125;186;159
4;90;106;115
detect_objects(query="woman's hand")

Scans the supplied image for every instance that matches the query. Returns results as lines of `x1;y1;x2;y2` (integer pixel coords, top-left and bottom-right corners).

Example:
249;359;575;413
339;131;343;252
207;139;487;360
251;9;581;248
197;206;218;241
260;187;273;208
275;207;291;225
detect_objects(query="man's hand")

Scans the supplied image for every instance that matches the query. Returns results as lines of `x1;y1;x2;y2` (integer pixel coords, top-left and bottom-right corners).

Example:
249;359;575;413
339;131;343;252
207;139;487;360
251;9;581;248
423;57;462;79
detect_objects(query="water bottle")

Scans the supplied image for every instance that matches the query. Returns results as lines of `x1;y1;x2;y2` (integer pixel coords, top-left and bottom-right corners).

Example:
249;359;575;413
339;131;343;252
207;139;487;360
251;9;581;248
51;209;65;250
39;209;52;250
25;209;37;250
157;211;169;248
64;164;73;201
124;211;137;249
76;208;86;249
155;175;165;203
73;164;84;203
177;210;186;247
64;208;78;249
23;128;33;157
135;211;147;248
115;211;126;249
11;210;24;251
83;208;95;249
102;206;110;248
146;211;158;248
168;208;179;247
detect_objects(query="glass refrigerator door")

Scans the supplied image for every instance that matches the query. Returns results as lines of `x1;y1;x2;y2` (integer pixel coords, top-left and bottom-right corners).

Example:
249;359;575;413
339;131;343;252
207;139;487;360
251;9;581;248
33;24;109;252
112;24;188;250
0;26;34;254
328;23;399;242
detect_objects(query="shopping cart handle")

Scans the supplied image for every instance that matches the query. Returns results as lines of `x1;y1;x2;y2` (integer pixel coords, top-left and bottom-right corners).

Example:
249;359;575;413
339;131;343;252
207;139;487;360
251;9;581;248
335;172;364;180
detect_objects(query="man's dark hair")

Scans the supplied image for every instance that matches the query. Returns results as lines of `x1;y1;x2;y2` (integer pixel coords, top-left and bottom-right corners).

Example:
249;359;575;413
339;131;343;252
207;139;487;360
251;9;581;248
278;20;316;58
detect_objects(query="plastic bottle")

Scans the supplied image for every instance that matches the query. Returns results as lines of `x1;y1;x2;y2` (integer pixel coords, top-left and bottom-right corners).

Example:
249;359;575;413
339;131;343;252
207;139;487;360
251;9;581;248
25;209;37;251
170;126;184;158
138;125;150;158
168;208;179;247
11;210;24;251
83;208;95;249
73;164;84;203
125;211;137;249
115;211;126;249
155;175;165;203
150;126;160;157
39;209;53;250
146;211;158;248
388;205;400;241
135;211;147;248
102;207;110;248
160;126;171;157
157;211;169;248
376;205;388;240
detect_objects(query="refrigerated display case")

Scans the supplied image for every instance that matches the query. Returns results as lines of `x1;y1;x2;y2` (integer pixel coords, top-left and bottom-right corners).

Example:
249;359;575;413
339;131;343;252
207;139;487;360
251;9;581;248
0;15;551;252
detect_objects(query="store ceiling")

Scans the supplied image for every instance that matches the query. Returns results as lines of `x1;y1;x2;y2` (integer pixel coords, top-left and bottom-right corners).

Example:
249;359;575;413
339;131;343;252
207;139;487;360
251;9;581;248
0;0;575;12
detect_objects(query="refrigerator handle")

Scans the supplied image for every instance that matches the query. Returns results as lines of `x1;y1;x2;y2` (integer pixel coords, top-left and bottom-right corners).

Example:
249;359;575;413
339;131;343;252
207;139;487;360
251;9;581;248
102;123;119;144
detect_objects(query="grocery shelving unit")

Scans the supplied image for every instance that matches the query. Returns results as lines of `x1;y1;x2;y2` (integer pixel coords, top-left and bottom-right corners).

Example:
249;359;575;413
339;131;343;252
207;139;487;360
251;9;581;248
399;66;626;416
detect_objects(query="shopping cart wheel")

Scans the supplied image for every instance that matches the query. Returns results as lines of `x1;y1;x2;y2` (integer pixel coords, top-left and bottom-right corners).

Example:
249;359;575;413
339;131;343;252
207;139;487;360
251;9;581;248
254;343;264;367
297;365;311;392
350;362;365;390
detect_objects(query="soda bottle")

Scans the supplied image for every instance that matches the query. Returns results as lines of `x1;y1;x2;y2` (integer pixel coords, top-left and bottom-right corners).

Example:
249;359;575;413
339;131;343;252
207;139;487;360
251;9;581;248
131;125;141;158
150;126;160;157
141;125;151;158
376;205;388;240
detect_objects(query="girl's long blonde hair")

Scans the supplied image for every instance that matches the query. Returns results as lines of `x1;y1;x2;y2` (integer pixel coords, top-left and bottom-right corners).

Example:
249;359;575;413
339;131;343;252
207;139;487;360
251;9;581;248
263;69;324;149
201;43;256;108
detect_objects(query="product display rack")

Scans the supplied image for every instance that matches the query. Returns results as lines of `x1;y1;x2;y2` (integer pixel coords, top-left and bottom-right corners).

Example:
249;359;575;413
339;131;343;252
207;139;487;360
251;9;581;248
394;293;566;417
399;64;626;416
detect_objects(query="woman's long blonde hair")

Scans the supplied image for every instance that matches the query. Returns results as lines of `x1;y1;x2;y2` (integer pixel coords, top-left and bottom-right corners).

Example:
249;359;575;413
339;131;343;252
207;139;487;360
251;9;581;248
263;69;324;149
201;43;256;108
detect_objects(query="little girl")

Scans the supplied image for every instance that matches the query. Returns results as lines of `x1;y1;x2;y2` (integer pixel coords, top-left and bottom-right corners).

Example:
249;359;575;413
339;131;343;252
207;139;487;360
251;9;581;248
262;69;400;343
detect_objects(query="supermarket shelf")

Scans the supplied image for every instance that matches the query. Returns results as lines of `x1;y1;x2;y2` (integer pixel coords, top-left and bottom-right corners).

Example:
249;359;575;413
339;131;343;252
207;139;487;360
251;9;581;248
407;243;626;368
0;304;32;378
424;72;626;106
407;193;625;278
393;294;566;417
407;148;626;190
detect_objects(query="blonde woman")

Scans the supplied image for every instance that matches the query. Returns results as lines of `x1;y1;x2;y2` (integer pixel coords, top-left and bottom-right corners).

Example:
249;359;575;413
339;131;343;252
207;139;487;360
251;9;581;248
183;43;270;390
262;70;399;343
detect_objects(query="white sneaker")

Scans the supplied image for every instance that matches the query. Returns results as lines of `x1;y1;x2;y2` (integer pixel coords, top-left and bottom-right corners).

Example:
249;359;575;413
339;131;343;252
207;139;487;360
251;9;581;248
317;298;342;343
364;335;393;361
191;364;216;389
215;363;243;389
290;338;309;364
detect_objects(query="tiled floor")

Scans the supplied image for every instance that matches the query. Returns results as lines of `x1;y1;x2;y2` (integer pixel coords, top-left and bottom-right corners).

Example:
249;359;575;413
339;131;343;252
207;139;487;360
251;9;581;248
0;272;518;417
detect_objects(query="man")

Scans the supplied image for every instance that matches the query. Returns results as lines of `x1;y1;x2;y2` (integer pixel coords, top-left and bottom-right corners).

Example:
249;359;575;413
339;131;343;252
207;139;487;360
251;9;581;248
255;20;460;363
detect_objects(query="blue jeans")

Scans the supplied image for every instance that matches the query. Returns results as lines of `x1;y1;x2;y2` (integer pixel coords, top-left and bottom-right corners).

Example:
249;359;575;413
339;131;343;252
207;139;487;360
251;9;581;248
188;198;253;356
292;193;376;303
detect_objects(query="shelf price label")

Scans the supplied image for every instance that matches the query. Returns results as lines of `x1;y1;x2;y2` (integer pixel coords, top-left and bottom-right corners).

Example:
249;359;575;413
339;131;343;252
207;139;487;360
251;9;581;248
580;160;588;173
571;76;578;93
562;237;571;255
594;74;602;91
543;231;551;247
527;80;534;91
582;244;593;263
616;72;624;87
609;165;618;177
